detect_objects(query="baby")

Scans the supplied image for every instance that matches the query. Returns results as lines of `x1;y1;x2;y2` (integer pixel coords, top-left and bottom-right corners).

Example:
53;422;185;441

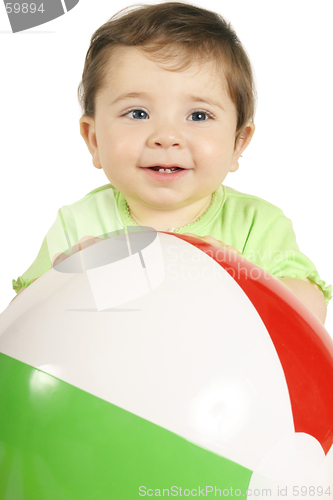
12;2;331;322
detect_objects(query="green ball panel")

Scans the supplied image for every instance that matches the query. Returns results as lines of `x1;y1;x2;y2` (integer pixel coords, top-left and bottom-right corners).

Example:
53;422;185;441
0;353;252;499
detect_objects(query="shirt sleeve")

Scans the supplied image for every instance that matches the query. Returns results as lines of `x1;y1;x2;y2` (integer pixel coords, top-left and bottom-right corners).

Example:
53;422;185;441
12;186;126;294
12;206;78;293
242;214;332;305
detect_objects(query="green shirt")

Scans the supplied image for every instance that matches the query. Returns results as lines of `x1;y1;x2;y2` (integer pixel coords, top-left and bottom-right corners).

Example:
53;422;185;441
13;183;332;304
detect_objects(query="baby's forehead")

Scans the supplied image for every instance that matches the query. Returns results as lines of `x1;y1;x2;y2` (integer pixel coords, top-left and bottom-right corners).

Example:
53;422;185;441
106;45;227;84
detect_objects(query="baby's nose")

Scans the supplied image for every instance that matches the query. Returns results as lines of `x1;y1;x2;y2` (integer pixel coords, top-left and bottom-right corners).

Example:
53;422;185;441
147;122;184;149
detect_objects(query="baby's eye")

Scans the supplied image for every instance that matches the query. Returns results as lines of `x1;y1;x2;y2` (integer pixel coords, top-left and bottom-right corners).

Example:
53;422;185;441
188;110;214;122
124;109;149;120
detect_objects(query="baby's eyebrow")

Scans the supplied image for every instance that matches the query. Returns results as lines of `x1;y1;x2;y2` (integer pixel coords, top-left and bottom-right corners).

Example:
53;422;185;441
110;91;225;111
187;94;225;112
111;92;147;105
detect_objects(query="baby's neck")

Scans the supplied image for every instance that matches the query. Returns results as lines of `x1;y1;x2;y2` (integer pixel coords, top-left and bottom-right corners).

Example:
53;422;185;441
125;194;213;231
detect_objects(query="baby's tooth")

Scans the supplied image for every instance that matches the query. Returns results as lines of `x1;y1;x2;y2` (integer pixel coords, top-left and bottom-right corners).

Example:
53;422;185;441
158;168;172;173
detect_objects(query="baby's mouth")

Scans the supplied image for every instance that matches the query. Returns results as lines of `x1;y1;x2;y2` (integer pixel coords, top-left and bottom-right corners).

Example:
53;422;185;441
140;165;190;181
146;166;184;173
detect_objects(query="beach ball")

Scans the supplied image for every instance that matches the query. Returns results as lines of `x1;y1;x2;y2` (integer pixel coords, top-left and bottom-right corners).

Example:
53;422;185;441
0;228;332;499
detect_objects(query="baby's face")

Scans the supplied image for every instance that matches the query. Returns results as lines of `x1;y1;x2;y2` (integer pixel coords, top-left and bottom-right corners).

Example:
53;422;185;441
81;47;253;212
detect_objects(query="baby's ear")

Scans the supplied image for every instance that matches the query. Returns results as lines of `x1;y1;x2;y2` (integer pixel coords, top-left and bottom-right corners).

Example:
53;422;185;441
79;115;103;170
231;121;255;172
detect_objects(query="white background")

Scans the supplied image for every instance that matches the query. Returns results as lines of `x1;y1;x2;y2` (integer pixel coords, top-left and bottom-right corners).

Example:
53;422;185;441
0;0;332;335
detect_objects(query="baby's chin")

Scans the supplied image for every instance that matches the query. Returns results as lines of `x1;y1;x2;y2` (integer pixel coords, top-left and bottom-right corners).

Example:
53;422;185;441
124;191;190;210
135;197;205;212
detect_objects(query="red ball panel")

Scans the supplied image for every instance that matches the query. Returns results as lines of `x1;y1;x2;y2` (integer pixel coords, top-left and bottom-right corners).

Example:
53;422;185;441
173;233;333;454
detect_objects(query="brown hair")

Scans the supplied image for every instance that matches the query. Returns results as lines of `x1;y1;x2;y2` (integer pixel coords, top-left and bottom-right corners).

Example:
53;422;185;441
78;2;256;138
